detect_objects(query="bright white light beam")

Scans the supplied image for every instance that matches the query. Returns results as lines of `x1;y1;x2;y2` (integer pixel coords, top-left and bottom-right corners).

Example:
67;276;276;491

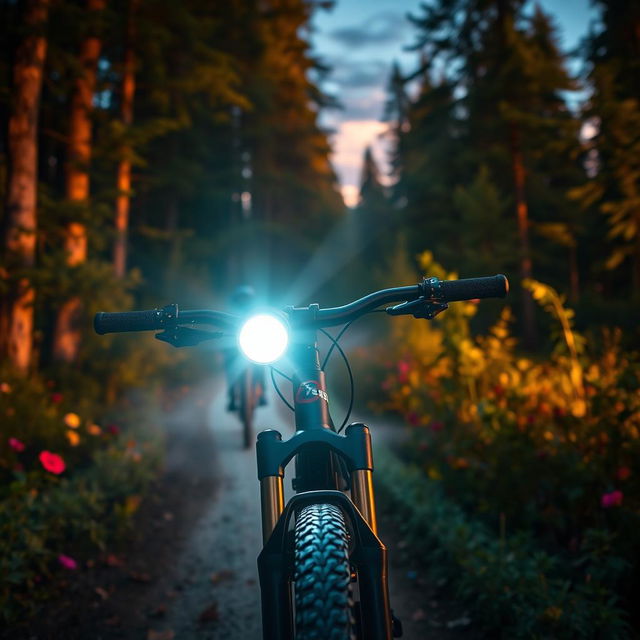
238;314;289;364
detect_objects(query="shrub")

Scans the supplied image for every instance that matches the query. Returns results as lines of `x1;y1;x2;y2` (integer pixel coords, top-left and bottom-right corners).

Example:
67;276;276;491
367;251;640;628
0;367;162;622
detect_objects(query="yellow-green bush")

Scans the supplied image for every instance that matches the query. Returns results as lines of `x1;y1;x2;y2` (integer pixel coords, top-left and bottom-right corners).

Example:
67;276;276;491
369;251;640;627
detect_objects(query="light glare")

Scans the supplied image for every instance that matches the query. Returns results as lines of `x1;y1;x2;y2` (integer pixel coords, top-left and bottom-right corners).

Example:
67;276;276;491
238;314;289;364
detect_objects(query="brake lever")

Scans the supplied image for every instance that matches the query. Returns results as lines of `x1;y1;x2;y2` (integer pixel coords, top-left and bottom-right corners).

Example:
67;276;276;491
385;297;448;320
155;326;224;347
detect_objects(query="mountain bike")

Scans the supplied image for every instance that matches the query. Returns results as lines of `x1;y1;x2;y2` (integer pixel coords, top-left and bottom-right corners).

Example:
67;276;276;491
226;357;265;449
94;273;509;639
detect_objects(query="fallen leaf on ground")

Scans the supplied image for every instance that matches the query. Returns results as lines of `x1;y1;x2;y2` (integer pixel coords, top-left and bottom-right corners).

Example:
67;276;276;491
105;554;123;567
147;630;175;640
129;571;152;583
95;586;109;600
210;569;234;584
198;602;220;623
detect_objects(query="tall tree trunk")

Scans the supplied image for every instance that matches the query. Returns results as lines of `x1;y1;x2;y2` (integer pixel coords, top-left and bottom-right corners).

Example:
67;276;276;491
164;196;181;296
52;0;105;363
569;242;579;303
509;123;537;348
113;0;137;278
0;0;50;373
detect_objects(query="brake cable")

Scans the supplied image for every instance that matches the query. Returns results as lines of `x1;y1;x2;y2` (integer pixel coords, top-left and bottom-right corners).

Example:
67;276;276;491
319;328;354;432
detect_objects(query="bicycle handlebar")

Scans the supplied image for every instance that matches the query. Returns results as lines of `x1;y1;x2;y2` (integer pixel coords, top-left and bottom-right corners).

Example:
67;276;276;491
440;274;508;302
94;274;509;335
94;306;238;335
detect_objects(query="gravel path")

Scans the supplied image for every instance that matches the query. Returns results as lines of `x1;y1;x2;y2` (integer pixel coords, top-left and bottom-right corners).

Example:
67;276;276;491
17;375;473;639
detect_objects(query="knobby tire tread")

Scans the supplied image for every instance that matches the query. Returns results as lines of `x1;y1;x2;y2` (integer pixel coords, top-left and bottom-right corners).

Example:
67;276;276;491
294;503;355;640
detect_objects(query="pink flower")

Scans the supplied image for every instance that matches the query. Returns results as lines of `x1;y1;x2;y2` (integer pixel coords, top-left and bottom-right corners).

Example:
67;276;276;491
39;451;66;475
106;424;120;436
9;437;25;452
398;360;411;375
407;412;420;426
429;420;444;432
397;360;411;383
58;554;77;570
50;392;63;404
616;467;631;481
601;490;623;508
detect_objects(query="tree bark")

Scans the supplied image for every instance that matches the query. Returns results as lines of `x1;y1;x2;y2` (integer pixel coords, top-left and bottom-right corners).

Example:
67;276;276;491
509;123;538;349
113;0;138;278
52;0;105;363
0;0;50;373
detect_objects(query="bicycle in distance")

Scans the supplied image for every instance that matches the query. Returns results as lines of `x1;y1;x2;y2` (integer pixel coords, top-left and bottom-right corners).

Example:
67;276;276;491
95;273;509;639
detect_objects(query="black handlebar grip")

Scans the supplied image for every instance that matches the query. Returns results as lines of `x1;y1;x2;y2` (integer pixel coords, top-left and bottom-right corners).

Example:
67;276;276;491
94;309;164;335
440;274;509;302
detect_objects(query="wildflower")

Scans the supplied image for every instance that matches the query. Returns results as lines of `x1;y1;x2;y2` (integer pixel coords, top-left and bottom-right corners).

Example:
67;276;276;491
407;412;420;426
9;437;25;452
601;490;623;508
398;360;411;383
66;430;80;447
106;424;120;435
39;451;66;475
58;554;78;570
617;467;631;481
0;382;11;393
87;424;102;436
63;413;81;429
50;392;63;404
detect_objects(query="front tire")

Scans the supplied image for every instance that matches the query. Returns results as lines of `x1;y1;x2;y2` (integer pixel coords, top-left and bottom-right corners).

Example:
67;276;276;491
294;503;354;639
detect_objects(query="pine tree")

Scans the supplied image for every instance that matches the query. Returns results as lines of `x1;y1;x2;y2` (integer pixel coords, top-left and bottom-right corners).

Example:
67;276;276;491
355;146;391;267
52;0;106;363
113;0;137;278
1;0;50;372
573;0;640;294
403;0;581;346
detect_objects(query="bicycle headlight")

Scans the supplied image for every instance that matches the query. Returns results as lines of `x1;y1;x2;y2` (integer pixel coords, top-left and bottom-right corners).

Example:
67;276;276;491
238;313;289;364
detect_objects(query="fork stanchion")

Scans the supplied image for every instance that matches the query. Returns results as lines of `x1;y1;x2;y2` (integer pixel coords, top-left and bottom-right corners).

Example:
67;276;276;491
351;468;378;534
345;423;378;534
260;475;284;544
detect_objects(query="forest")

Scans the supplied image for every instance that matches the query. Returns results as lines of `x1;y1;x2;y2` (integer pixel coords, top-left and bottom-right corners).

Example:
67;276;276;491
0;0;639;637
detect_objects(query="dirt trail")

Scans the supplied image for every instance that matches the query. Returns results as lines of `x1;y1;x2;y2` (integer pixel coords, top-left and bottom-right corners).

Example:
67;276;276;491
18;376;473;639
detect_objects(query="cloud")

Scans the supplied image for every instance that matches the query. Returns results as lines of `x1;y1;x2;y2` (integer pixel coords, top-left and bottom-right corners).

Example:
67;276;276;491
331;59;389;90
330;12;410;48
329;120;391;206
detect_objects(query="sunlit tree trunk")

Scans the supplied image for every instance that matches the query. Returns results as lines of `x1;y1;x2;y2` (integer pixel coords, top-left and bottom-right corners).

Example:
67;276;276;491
113;0;137;278
0;0;50;373
52;0;105;363
509;124;537;348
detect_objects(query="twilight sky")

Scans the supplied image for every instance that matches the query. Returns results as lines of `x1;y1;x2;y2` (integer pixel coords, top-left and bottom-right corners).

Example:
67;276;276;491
310;0;598;207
